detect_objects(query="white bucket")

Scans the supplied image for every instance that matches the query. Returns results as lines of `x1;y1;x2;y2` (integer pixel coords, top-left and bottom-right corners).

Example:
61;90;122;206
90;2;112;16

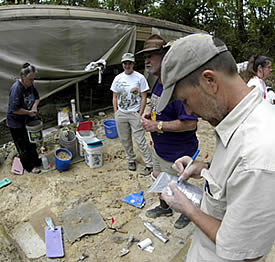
77;135;85;157
84;140;103;168
26;120;43;143
76;130;95;157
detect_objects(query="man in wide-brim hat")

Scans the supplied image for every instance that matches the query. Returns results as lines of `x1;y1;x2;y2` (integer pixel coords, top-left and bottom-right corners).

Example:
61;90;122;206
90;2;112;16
138;34;199;229
136;36;169;55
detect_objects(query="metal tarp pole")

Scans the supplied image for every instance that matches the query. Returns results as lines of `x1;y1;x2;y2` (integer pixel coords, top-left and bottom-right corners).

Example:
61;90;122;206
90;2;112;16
75;82;80;113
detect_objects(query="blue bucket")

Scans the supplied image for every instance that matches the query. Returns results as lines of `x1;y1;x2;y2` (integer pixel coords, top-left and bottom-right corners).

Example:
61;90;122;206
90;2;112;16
103;120;118;139
55;148;72;171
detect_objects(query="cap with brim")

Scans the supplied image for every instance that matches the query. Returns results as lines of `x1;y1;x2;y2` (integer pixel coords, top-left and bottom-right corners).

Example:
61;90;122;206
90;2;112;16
121;53;135;63
136;38;166;55
157;34;228;112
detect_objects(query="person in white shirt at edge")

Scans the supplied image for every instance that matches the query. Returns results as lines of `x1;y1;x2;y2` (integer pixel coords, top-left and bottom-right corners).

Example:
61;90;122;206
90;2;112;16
110;53;153;175
267;87;275;104
158;34;275;262
246;55;273;103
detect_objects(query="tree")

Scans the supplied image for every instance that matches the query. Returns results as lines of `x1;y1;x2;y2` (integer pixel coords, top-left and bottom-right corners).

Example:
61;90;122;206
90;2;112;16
100;0;155;14
0;0;273;63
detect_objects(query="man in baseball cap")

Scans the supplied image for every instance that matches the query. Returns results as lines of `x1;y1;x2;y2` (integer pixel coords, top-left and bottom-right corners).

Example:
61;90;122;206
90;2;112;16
161;34;275;261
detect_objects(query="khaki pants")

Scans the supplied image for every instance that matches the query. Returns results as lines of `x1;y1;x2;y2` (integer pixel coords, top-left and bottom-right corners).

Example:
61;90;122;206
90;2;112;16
115;110;152;167
152;147;177;176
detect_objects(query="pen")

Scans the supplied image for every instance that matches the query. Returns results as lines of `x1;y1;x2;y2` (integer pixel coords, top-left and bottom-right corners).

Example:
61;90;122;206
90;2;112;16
177;149;200;184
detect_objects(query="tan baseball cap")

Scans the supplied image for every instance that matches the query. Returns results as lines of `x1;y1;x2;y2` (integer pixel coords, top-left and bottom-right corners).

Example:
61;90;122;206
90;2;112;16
121;53;135;63
157;34;228;112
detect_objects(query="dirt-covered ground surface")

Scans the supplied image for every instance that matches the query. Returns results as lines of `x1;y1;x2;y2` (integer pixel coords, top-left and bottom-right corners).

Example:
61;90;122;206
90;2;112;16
0;109;275;262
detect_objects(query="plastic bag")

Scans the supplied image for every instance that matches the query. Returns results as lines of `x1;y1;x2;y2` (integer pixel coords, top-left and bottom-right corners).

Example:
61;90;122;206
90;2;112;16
147;172;203;207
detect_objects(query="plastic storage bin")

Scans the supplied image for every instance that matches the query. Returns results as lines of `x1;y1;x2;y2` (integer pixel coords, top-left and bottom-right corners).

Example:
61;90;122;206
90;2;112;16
76;121;92;132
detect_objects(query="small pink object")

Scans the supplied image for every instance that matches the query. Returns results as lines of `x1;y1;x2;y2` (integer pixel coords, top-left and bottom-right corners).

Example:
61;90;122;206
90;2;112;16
11;157;24;175
49;164;52;169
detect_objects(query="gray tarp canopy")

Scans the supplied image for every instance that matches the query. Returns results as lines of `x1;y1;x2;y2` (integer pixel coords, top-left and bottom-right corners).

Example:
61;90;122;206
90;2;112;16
0;5;204;121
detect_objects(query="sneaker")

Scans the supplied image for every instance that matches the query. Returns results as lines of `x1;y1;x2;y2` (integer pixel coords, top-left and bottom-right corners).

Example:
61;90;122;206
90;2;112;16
128;161;136;171
174;214;190;229
31;167;41;174
140;166;153;176
145;205;173;218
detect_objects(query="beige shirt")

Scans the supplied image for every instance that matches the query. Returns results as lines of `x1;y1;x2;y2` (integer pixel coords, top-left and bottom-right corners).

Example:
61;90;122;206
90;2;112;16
187;88;275;261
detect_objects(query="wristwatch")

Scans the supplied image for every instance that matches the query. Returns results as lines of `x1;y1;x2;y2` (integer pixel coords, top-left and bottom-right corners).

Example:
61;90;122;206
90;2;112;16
157;121;164;133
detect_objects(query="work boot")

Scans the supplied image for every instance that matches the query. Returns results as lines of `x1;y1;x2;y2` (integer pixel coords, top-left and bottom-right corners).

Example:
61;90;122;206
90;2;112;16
174;214;190;229
145;205;173;218
140;166;153;176
128;161;136;171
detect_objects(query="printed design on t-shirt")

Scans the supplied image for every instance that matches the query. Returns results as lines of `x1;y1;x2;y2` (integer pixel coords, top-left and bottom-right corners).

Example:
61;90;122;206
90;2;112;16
118;88;130;110
116;81;140;110
130;88;139;105
24;93;35;110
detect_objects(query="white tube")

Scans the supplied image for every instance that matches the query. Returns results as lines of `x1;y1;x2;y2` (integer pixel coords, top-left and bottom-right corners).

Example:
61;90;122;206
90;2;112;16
137;238;152;250
71;99;76;123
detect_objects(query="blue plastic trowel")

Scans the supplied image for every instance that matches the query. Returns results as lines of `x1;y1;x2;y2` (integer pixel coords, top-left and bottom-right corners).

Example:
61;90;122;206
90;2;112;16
123;191;145;208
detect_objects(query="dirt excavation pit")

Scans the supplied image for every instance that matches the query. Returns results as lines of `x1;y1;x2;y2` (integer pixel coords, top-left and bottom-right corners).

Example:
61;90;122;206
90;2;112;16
0;112;216;262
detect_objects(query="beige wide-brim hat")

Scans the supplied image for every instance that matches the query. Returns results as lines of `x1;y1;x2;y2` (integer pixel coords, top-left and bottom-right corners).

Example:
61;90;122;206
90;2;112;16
136;37;167;55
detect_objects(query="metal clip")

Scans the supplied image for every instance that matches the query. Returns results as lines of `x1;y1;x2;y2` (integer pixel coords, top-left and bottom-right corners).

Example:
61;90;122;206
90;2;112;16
126;234;134;247
76;253;89;262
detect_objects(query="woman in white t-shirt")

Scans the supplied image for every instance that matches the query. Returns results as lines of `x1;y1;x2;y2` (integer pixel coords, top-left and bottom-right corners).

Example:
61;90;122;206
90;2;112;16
246;55;273;102
111;53;153;175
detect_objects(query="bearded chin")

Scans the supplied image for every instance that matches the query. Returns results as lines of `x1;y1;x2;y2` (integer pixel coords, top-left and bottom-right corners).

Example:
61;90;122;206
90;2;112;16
145;66;157;75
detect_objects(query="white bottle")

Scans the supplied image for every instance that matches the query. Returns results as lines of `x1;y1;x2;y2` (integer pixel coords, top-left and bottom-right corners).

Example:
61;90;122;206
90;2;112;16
71;99;76;123
42;156;48;170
